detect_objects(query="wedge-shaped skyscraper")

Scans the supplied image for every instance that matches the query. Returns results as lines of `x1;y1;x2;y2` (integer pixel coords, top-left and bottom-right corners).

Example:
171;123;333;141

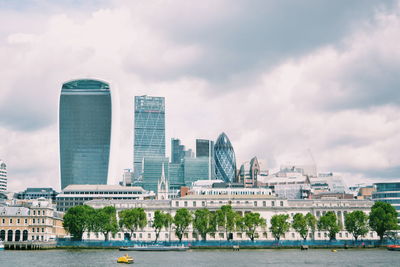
59;79;112;189
214;132;237;183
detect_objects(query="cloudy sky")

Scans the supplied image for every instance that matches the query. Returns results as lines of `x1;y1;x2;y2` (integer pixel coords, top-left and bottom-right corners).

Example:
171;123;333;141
1;0;400;191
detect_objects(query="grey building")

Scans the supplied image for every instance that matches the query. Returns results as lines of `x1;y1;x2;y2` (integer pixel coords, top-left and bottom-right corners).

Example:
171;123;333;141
134;96;165;178
171;138;185;164
183;157;210;185
17;188;58;201
59;79;112;189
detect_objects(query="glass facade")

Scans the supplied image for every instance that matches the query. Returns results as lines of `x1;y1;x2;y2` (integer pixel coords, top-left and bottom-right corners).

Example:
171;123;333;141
59;79;111;189
196;139;215;180
140;157;169;192
183;157;210;185
134;96;165;178
214;132;237;183
171;138;185;164
372;182;400;220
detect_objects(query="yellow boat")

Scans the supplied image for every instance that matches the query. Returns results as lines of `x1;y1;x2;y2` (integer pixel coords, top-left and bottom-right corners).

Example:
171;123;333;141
117;254;134;264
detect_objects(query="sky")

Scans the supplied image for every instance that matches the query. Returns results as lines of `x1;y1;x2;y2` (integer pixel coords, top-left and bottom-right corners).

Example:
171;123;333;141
1;0;400;191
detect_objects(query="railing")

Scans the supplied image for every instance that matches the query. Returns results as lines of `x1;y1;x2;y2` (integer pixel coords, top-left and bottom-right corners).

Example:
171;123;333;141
56;239;395;248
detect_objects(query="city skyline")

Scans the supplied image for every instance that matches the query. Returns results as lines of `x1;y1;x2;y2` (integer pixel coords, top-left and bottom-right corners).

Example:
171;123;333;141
1;1;400;191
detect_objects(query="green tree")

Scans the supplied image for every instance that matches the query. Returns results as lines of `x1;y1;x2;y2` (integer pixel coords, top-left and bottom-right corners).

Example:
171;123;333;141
152;210;173;243
270;214;290;241
344;210;369;241
305;213;317;239
193;209;217;241
174;208;192;242
216;205;238;240
292;213;308;240
119;208;147;239
63;205;94;241
369;201;398;241
92;206;119;241
236;212;265;241
318;211;340;240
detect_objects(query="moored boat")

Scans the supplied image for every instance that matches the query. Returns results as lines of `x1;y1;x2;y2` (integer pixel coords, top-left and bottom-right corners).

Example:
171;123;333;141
117;254;134;264
119;244;188;252
387;245;400;251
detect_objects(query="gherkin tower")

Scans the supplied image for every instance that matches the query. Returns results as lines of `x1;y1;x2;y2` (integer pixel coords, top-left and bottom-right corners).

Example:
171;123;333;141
214;132;237;183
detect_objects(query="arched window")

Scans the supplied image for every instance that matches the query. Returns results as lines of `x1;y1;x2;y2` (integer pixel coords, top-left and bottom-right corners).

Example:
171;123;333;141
15;230;21;241
7;230;13;241
0;230;5;241
23;230;28;241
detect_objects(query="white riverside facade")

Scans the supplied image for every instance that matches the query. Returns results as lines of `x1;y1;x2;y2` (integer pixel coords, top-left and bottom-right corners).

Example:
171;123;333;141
83;195;378;242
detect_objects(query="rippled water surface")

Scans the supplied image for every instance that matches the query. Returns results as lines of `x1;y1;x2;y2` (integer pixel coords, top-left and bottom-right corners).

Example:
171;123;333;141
0;248;398;267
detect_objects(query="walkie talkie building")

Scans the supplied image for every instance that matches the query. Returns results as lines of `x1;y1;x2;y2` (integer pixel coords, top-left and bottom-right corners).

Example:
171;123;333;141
59;79;112;189
214;132;237;183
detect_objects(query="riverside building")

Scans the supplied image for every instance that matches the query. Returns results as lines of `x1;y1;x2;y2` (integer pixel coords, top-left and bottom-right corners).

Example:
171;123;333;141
55;184;155;211
59;79;112;189
372;182;400;222
84;196;377;242
0;198;65;242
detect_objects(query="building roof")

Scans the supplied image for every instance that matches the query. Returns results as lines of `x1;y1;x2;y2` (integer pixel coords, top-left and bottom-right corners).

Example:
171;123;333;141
0;206;29;216
62;184;147;192
62;79;109;90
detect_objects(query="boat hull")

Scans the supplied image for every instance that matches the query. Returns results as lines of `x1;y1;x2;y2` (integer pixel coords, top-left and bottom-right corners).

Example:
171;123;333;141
387;245;400;251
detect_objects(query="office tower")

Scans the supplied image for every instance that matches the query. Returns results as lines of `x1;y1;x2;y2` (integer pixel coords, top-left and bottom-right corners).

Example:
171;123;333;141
59;79;111;189
168;163;184;189
171;138;185;164
214;132;237;183
183;157;210;185
196;139;215;180
133;96;165;178
238;157;260;187
141;157;169;192
184;149;195;158
0;160;7;192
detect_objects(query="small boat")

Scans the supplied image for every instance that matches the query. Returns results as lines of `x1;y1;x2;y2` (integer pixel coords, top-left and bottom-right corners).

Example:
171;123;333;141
119;244;188;252
117;254;134;264
387;245;400;251
331;249;337;253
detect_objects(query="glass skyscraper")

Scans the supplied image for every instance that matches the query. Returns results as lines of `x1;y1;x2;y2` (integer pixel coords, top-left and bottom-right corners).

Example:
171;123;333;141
171;138;185;164
134;95;165;178
59;79;111;189
214;132;237;183
196;139;215;180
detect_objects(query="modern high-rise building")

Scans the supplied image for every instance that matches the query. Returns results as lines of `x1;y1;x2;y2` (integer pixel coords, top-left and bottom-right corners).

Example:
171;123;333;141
171;138;185;164
133;96;165;178
140;157;169;192
183;157;210;185
59;79;112;189
196;139;215;180
0;160;7;192
214;132;237;183
239;157;260;187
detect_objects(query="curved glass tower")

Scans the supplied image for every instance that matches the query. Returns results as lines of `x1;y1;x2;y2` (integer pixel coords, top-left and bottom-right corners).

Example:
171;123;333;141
214;132;237;183
59;79;111;189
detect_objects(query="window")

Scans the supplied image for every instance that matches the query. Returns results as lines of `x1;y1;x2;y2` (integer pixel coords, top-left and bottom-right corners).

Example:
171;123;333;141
202;201;205;207
42;228;44;233
2;219;4;224
10;219;13;224
263;232;267;238
263;201;266;207
292;233;295;238
175;201;179;207
254;201;257;207
280;201;284;207
42;219;45;224
139;233;142;239
25;219;27;224
193;201;196;207
184;201;188;207
33;219;35;224
33;228;35;232
219;233;224;238
33;211;36;215
272;201;275;207
184;233;189;238
148;233;151;239
17;219;20;224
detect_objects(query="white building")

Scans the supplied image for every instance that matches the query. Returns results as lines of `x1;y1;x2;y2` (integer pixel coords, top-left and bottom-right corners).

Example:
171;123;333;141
55;184;155;211
84;196;377;242
0;160;7;192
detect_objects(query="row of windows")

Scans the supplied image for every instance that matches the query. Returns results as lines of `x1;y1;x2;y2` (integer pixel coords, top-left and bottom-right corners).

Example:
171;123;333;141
57;196;140;201
62;191;142;195
174;200;285;207
373;193;400;198
1;218;46;224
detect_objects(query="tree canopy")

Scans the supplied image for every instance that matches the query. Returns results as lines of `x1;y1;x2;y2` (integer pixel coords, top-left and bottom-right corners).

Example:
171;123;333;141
369;201;398;241
63;205;95;241
119;208;147;239
193;209;217;241
270;214;290;241
237;212;265;241
91;206;119;241
174;208;192;242
152;210;173;243
318;211;340;240
216;205;238;240
344;210;369;241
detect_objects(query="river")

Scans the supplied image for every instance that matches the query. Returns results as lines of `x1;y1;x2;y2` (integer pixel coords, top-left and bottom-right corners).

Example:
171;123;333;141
0;248;397;266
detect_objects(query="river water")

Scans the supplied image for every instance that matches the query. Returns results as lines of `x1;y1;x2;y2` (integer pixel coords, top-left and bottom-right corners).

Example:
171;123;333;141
0;249;397;267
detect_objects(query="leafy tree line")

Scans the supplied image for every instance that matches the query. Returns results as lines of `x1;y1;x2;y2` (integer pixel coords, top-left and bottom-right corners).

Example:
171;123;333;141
63;202;398;242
